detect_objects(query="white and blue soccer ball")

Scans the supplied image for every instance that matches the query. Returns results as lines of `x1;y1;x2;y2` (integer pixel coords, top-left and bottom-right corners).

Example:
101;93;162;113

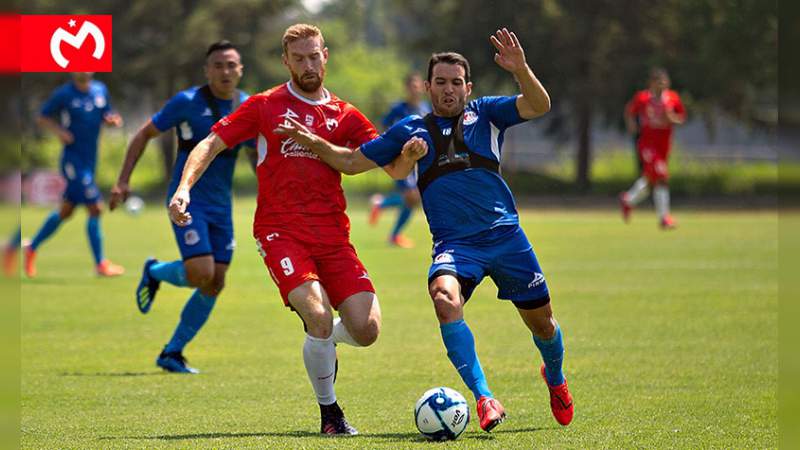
414;387;470;440
124;195;145;216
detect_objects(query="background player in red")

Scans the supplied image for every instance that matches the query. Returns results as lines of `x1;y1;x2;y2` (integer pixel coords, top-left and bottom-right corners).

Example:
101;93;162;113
166;24;424;436
620;68;686;229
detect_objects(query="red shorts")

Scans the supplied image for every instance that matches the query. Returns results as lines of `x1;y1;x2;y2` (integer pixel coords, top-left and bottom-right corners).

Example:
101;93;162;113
255;230;375;309
637;137;671;183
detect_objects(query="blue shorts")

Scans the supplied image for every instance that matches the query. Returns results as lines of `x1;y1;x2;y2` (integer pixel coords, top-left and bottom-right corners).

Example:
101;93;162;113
61;163;101;205
428;225;549;307
170;202;235;264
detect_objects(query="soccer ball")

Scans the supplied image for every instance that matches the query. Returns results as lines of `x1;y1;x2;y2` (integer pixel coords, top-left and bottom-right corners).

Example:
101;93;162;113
414;387;470;440
124;195;145;216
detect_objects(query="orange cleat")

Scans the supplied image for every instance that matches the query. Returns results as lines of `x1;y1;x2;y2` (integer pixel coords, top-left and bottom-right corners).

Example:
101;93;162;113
476;396;506;433
96;259;125;277
389;234;414;249
540;364;574;426
619;192;632;223
23;244;37;278
368;194;383;226
660;214;677;230
3;245;17;276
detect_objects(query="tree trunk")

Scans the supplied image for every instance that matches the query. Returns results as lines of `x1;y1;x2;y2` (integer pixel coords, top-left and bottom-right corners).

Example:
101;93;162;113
575;99;592;191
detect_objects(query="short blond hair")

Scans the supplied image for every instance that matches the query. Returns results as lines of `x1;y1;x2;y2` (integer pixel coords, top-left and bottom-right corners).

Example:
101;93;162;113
282;24;324;54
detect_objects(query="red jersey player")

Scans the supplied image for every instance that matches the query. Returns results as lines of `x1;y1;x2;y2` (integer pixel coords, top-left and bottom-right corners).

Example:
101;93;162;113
620;68;686;229
167;24;424;435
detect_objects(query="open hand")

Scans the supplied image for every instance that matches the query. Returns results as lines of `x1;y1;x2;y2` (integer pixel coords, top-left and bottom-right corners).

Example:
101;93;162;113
490;28;527;74
274;117;319;149
168;188;192;226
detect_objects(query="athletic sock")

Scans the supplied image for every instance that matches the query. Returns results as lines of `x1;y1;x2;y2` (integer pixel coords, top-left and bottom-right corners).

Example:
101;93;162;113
379;193;403;209
86;216;104;265
626;177;650;206
440;319;492;401
332;317;361;347
8;226;21;248
303;334;337;405
30;211;62;250
391;205;413;238
654;184;670;218
164;290;216;353
533;323;565;386
148;260;188;287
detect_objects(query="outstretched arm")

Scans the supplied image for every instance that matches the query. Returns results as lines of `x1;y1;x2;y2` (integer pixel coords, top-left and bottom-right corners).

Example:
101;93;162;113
110;120;161;210
168;132;227;226
490;27;551;119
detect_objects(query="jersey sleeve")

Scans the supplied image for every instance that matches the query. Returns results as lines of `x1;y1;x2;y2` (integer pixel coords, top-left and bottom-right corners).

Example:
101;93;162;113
360;117;413;167
340;106;379;149
40;87;66;117
480;96;526;130
211;95;261;147
151;92;189;132
99;83;113;115
670;92;686;120
625;92;644;117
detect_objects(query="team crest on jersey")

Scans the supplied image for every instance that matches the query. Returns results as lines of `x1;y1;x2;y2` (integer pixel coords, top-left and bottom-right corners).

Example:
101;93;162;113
94;95;106;109
305;114;314;127
184;229;200;246
463;110;478;125
433;251;454;264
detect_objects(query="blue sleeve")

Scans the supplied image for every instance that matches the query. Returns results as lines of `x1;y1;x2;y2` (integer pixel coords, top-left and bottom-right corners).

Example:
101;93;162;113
151;92;189;132
100;83;113;114
478;96;526;130
360;117;413;166
40;87;66;117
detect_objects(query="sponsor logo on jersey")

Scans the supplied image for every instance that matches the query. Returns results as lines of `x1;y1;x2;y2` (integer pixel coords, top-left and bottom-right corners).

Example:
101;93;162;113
433;252;454;264
463;110;478;125
280;108;299;121
265;232;280;241
528;272;545;288
280;137;320;160
184;229;200;246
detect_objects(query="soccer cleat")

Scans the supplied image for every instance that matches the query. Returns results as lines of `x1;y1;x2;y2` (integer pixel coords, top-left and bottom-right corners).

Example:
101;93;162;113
660;214;677;230
389;234;414;249
156;349;199;374
23;243;36;278
136;258;160;314
476;396;506;432
619;192;632;223
3;245;17;276
540;364;574;426
96;259;125;277
368;194;384;226
320;402;358;436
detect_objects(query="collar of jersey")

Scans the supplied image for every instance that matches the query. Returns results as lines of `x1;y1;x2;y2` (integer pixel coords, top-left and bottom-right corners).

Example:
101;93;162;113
286;81;331;105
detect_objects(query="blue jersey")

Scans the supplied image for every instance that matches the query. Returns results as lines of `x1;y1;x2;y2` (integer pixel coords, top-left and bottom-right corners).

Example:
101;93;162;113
152;86;252;208
381;100;432;129
362;96;525;242
40;80;113;174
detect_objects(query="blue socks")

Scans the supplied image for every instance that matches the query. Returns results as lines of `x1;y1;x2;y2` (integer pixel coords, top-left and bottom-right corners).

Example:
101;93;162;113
30;211;62;250
440;319;493;401
8;226;21;248
391;206;412;238
379;193;403;208
534;324;565;386
148;260;188;287
164;290;217;353
86;216;104;264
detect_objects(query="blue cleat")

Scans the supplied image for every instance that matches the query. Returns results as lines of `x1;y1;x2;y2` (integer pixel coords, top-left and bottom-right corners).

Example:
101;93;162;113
156;349;199;374
136;258;160;314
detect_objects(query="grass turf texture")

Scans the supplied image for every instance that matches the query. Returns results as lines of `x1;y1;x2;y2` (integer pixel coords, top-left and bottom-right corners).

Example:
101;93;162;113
19;199;778;449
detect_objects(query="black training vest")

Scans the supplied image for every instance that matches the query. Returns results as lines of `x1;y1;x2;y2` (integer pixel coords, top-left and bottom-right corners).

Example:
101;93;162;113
177;85;238;158
416;112;500;194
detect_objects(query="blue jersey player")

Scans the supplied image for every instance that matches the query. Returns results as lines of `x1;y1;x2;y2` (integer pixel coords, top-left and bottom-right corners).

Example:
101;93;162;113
110;41;256;374
24;72;125;278
368;73;431;248
276;28;574;432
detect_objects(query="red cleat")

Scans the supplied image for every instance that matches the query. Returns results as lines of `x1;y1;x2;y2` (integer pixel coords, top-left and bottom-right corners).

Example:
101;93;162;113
619;192;632;223
3;245;17;276
660;214;677;230
23;243;37;278
368;194;383;226
476;396;506;433
96;259;125;277
540;364;573;426
389;234;414;248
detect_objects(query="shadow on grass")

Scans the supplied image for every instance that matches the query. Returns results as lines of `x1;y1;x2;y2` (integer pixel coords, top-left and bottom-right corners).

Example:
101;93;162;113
60;371;164;377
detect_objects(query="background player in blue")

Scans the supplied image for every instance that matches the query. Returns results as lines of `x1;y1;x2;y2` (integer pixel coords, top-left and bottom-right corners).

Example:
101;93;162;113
275;28;574;433
109;41;256;374
368;73;431;248
24;72;124;278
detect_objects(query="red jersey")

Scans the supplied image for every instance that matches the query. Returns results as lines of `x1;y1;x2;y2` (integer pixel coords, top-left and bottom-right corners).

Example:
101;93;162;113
626;89;686;138
211;82;378;244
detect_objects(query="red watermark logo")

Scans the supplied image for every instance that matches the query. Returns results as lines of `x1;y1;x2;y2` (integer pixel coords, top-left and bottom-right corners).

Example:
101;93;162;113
18;15;112;72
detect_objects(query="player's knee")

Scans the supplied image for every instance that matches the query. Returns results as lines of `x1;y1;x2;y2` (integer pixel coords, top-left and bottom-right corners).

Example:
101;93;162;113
59;205;74;220
430;287;462;323
305;307;333;338
186;266;214;289
352;316;380;346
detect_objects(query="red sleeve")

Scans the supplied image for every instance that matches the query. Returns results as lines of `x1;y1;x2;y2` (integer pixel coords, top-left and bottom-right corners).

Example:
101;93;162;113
211;95;261;148
339;105;379;149
670;91;686;119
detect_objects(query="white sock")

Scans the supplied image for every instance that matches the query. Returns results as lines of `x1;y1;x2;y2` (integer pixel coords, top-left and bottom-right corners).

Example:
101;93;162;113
626;177;650;206
654;185;670;218
332;317;362;347
303;334;337;405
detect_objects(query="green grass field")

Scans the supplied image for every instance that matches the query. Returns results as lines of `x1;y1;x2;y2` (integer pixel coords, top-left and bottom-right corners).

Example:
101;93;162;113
19;199;778;449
